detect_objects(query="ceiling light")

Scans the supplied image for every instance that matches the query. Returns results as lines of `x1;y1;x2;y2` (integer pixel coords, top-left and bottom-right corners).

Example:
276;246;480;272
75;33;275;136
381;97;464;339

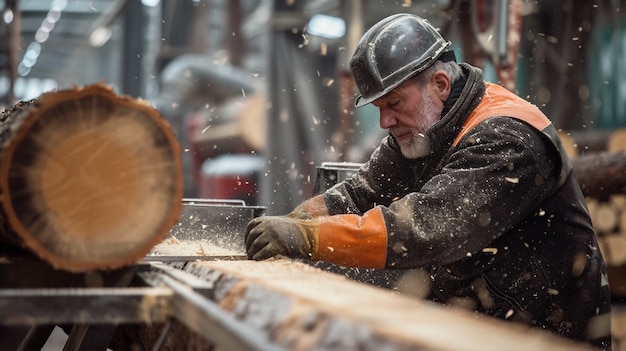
3;9;13;24
142;0;161;7
89;27;112;47
306;14;346;40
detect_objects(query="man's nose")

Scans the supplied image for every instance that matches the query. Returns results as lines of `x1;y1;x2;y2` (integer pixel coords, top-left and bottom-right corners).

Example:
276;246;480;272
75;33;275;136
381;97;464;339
379;110;396;129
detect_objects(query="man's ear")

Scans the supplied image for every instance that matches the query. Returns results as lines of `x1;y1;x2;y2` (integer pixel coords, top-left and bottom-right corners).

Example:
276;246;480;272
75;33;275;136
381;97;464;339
431;70;451;101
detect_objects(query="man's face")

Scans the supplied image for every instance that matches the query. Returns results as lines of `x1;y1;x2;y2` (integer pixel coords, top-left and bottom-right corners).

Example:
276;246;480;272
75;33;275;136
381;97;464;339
372;77;444;159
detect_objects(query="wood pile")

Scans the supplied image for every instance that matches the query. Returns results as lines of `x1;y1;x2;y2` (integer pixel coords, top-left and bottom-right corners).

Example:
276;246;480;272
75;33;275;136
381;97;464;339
615;309;626;351
562;128;626;350
562;128;626;298
587;195;626;269
0;84;183;272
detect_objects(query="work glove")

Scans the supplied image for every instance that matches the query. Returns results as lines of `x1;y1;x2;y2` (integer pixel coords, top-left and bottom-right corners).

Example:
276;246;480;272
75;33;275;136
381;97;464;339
244;216;319;261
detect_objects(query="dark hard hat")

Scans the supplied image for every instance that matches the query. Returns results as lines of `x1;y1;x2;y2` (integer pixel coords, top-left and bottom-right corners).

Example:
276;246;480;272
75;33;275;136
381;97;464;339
350;13;452;107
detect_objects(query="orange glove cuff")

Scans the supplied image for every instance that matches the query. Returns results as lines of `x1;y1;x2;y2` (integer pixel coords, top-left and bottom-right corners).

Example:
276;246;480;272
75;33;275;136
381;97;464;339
314;207;388;269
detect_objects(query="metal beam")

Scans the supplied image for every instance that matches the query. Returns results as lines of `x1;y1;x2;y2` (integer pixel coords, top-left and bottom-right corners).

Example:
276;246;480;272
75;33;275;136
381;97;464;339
0;287;173;325
146;272;284;351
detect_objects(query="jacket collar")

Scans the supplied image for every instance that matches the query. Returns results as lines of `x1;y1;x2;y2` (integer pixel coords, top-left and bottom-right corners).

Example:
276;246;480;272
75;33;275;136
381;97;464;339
386;63;486;161
427;63;486;154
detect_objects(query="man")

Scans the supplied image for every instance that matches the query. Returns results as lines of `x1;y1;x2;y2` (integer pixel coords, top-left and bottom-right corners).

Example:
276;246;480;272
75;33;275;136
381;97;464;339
245;13;611;348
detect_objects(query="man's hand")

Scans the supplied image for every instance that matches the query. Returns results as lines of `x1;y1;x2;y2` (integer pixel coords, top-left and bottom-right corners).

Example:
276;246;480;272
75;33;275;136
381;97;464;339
244;216;318;261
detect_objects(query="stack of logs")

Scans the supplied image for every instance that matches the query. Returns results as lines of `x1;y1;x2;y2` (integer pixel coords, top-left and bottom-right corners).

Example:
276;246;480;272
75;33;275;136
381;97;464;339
563;128;626;296
588;194;626;279
562;129;626;351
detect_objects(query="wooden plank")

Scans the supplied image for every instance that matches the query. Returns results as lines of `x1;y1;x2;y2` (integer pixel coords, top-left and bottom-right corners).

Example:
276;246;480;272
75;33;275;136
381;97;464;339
177;259;595;351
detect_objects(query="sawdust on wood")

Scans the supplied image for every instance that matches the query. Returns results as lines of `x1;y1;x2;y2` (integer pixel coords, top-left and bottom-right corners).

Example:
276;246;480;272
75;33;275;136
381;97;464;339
149;237;241;257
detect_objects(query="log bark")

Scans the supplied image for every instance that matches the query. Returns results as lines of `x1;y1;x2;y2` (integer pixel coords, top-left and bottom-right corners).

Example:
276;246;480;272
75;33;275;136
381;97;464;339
571;151;626;200
592;202;619;235
560;129;615;157
607;265;626;297
111;259;595;351
0;84;183;272
608;128;626;152
186;259;593;351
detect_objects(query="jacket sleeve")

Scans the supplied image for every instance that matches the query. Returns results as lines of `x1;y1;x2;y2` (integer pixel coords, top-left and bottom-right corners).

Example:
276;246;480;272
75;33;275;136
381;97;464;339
316;118;560;270
383;118;560;269
322;135;419;215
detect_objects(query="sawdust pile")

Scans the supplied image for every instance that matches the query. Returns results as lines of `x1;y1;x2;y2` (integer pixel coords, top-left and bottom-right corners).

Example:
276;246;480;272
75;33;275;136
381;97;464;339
149;237;242;257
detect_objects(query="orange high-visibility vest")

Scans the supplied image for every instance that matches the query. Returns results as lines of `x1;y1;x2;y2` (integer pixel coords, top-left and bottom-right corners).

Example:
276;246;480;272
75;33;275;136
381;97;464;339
451;82;571;191
452;83;551;147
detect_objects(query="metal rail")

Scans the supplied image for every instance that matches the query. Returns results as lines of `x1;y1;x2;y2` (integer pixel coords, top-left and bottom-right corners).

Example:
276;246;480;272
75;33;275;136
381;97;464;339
140;262;282;351
0;260;284;351
0;286;173;324
142;269;280;351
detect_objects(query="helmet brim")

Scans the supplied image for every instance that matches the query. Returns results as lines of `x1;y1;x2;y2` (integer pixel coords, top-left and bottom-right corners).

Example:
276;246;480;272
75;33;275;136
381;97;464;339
353;46;455;108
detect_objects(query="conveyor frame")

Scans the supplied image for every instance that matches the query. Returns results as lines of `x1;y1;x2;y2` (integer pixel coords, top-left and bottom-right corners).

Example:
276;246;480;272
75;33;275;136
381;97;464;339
0;258;282;351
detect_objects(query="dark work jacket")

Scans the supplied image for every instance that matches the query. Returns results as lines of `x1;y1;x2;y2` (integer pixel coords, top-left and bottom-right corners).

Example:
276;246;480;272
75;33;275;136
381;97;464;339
322;64;612;348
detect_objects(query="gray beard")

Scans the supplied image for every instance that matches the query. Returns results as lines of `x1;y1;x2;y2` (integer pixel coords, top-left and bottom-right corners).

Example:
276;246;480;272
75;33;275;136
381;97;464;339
398;132;431;159
398;87;440;159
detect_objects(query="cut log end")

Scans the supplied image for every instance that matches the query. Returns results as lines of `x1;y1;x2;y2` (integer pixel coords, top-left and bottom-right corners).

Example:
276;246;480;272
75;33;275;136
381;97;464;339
0;84;183;272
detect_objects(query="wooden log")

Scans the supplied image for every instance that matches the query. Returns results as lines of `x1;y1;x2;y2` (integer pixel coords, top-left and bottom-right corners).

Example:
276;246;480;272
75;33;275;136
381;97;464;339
620;209;626;238
112;259;596;350
592;202;619;235
558;131;579;159
571;151;626;200
615;194;626;237
177;259;593;351
611;194;626;210
607;265;626;297
0;84;183;272
608;128;626;152
613;309;626;346
567;129;614;155
603;235;626;266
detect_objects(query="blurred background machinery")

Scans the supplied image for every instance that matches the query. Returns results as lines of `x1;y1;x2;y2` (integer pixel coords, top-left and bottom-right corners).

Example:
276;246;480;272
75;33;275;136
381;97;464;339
0;0;620;209
2;0;626;349
3;0;624;213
